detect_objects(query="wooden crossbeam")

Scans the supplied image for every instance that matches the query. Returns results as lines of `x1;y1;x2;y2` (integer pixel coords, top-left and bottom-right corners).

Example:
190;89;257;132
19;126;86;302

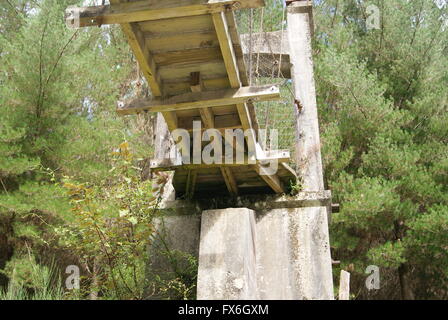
117;84;280;115
108;0;161;97
185;169;198;199
109;1;182;136
151;155;290;172
151;150;290;168
190;71;238;196
179;114;241;132
66;0;265;28
212;12;241;87
220;167;239;195
252;164;284;193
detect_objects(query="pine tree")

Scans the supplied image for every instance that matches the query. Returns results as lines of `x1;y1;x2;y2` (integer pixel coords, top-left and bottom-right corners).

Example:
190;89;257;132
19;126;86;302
314;0;448;299
0;0;146;293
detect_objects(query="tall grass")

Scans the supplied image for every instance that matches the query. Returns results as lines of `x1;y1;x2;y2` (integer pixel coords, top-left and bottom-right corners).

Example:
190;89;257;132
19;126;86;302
0;258;66;300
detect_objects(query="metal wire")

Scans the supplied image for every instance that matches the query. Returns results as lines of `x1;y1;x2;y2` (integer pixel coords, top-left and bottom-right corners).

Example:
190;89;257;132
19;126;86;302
235;2;296;166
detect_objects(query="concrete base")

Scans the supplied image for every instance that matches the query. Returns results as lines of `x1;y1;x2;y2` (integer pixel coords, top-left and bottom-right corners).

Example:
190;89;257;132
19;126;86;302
256;207;333;300
197;208;258;300
150;194;334;300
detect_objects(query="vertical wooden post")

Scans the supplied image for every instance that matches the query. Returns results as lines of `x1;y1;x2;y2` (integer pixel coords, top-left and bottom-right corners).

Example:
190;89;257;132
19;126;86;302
287;1;334;299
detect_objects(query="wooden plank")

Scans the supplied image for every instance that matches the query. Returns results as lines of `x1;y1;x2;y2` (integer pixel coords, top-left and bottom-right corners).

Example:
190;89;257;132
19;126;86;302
212;11;285;193
190;72;238;196
253;165;284;193
199;108;215;128
151;153;290;171
154;47;223;67
185;169;198;199
117;84;280;115
164;77;230;95
139;14;213;34
190;72;203;92
158;60;227;81
162;111;178;132
220;167;238;195
66;0;265;28
190;72;211;197
178;114;241;131
212;12;254;139
146;31;220;54
280;163;298;179
212;12;241;88
108;0;161;97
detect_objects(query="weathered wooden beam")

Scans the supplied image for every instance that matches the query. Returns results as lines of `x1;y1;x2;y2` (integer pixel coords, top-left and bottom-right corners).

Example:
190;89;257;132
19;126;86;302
66;0;265;28
190;72;216;129
117;84;280;115
213;11;285;193
185;169;198;199
220;167;239;196
190;72;204;93
150;152;290;171
212;12;241;88
179;114;242;132
253;164;284;193
107;0;162;97
189;71;237;197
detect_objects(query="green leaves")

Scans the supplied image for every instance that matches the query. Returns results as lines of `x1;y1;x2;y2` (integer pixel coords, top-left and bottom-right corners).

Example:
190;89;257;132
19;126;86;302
315;0;448;298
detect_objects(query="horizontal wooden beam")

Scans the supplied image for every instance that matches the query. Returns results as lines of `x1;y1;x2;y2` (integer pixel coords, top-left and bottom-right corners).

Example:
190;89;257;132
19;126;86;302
150;152;290;171
253;164;284;193
66;0;265;28
117;84;280;115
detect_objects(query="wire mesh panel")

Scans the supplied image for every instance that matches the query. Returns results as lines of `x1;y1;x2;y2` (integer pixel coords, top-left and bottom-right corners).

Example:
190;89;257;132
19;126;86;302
235;0;297;167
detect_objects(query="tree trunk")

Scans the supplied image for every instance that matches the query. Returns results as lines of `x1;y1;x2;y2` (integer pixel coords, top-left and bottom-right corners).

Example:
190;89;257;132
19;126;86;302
398;263;415;300
89;260;99;300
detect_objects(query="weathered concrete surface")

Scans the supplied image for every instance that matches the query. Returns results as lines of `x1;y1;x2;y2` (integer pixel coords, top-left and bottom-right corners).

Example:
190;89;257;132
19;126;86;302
285;2;335;300
256;209;294;299
149;196;334;300
149;215;201;273
256;207;333;300
196;208;258;300
289;206;333;300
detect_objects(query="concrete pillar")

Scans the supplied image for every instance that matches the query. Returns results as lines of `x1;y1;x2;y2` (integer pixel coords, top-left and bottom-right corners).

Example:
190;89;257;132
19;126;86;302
156;193;333;300
256;207;333;300
197;208;258;300
287;2;334;299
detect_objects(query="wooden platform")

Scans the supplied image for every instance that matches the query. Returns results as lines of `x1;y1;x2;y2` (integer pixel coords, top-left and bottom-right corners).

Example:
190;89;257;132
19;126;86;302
66;0;297;198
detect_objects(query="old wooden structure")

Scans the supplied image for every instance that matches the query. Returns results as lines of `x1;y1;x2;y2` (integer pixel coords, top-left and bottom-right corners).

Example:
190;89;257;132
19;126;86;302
66;0;335;300
67;0;299;199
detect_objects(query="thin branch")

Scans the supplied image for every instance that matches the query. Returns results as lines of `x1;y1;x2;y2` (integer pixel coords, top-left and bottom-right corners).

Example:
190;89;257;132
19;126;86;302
36;16;50;119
